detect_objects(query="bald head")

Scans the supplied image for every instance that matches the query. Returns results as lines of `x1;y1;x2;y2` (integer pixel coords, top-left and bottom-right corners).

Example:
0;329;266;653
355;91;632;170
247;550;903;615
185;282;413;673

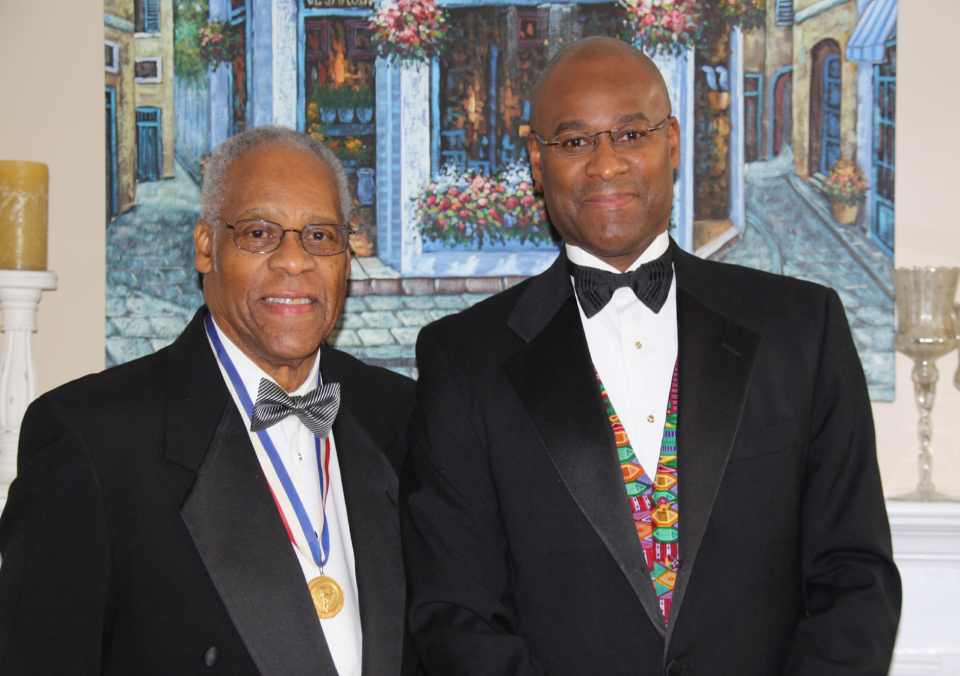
530;37;670;133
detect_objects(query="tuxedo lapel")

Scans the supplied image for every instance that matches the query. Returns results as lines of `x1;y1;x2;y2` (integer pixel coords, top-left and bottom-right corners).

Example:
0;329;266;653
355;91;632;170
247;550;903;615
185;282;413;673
167;308;337;676
665;248;761;644
504;255;667;636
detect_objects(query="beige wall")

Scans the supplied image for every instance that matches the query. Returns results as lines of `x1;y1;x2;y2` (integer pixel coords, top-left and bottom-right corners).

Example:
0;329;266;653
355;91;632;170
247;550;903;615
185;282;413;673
1;0;959;496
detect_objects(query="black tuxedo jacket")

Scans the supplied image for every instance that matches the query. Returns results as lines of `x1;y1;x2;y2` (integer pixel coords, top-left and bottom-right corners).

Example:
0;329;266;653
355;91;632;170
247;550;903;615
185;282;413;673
0;308;419;676
401;241;900;676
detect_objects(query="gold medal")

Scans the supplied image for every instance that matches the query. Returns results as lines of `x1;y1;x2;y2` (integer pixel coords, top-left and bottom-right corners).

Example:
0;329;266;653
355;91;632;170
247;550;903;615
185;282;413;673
308;575;344;619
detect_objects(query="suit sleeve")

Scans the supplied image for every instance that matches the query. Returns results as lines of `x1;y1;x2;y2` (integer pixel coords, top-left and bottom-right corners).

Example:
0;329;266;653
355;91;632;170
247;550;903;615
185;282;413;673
0;396;114;675
400;326;548;676
782;289;901;675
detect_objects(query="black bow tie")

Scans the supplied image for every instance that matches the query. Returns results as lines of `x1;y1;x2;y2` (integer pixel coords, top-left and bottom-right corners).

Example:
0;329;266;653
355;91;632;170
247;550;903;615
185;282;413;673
568;249;673;318
250;378;341;439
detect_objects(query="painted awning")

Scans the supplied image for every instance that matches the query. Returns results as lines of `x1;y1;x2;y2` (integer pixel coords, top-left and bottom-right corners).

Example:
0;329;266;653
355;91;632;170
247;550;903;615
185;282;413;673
846;0;898;63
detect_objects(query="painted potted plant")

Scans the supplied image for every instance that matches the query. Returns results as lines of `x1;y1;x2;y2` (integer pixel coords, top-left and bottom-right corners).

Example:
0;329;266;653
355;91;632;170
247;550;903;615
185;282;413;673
355;87;374;124
337;87;355;124
197;21;243;69
309;84;338;124
823;160;869;225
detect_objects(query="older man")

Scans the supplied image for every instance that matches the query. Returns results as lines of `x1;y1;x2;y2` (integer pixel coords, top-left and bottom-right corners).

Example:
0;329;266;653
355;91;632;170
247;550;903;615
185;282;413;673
0;126;417;676
401;37;900;676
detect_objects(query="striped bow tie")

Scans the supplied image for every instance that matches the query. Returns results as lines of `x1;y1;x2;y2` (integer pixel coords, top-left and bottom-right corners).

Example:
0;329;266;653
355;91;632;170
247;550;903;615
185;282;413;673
250;378;341;439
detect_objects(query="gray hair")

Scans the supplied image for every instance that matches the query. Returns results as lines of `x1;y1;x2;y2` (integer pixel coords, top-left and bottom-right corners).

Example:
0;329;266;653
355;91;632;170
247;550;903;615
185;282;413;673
200;124;352;225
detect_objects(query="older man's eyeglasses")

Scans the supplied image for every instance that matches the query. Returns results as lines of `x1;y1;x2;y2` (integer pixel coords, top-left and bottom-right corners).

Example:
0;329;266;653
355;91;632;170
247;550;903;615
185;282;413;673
533;115;673;158
221;219;355;256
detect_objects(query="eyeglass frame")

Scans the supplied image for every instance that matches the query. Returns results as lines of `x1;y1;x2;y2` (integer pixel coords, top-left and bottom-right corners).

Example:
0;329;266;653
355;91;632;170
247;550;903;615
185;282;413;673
532;114;674;158
218;217;356;257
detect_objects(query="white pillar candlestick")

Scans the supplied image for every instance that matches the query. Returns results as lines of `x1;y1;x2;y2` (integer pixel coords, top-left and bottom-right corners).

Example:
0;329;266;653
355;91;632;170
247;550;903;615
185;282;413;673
0;269;57;496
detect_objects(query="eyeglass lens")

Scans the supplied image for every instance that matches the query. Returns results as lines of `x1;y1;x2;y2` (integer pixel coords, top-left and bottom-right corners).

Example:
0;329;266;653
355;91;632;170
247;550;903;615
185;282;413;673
553;126;659;158
232;220;348;255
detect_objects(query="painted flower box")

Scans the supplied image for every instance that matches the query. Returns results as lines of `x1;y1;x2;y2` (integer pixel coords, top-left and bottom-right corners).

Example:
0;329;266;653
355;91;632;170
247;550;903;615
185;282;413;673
414;162;558;252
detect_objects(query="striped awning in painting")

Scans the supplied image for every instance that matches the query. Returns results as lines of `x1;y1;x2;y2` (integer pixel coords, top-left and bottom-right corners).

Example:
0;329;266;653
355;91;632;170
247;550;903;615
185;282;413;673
846;0;898;63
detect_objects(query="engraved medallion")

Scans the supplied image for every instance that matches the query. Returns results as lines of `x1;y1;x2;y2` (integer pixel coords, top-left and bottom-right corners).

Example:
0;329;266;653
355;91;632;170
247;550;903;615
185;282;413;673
309;575;344;619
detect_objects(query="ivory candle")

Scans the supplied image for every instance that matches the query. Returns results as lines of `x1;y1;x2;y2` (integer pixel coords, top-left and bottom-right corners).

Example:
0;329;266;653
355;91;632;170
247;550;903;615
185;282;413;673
0;160;49;270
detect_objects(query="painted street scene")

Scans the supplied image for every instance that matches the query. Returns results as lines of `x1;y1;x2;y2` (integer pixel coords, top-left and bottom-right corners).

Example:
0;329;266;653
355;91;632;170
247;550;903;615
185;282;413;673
105;0;897;399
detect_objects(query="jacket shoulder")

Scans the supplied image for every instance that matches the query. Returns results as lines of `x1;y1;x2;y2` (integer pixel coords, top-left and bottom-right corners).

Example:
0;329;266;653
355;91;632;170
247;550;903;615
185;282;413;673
33;348;169;419
422;278;532;345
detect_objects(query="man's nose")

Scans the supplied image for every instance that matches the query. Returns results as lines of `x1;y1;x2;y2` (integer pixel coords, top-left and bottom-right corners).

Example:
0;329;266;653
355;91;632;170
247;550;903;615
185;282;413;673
268;230;318;274
584;133;629;181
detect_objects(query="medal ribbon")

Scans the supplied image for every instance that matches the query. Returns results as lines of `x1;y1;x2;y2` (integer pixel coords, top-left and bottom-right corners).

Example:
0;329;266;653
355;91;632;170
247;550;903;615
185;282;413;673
205;313;331;569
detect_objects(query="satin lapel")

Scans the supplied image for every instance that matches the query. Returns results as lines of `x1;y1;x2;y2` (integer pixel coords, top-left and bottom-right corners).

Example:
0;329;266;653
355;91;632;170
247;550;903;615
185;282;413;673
504;295;667;637
180;402;338;676
332;405;404;676
664;250;760;646
167;308;336;676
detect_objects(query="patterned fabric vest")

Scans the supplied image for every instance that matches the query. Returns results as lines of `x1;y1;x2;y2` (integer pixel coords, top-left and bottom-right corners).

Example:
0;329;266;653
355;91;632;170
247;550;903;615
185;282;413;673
597;360;679;622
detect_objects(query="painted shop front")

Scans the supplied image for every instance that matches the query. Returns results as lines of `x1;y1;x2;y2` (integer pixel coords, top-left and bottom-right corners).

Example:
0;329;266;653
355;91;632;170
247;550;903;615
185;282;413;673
178;0;763;277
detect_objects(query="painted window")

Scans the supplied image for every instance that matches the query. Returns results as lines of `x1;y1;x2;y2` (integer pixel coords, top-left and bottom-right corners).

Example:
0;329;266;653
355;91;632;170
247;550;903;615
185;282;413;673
134;57;162;83
135;0;161;33
433;5;620;175
105;40;120;73
872;41;895;254
744;73;762;163
775;0;794;26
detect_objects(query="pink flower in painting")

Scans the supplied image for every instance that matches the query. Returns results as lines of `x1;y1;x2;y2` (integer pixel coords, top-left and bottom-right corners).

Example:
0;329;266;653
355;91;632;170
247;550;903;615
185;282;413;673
448;187;459;196
518;216;532;228
439;197;451;210
521;195;536;207
505;196;520;209
477;197;489;207
426;195;437;207
458;209;469;219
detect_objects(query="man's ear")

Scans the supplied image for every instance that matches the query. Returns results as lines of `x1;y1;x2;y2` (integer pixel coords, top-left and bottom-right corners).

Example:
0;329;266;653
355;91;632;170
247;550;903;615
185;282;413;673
528;133;544;186
668;117;681;170
194;219;214;275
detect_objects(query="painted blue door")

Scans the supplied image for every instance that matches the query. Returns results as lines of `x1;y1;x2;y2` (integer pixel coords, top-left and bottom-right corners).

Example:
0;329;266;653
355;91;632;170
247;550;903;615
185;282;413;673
105;87;118;218
872;41;895;255
136;107;162;183
820;54;841;174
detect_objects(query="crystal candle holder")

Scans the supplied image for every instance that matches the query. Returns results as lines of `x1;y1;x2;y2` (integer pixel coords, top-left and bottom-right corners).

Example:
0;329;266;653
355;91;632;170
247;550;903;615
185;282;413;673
890;267;960;502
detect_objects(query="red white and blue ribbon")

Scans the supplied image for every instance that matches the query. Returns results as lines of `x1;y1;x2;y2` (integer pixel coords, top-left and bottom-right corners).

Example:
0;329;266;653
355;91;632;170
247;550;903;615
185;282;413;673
205;313;331;569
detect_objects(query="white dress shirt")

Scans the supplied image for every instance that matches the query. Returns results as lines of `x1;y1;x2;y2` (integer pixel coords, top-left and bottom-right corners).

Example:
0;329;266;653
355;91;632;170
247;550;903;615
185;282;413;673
568;230;678;478
209;319;362;676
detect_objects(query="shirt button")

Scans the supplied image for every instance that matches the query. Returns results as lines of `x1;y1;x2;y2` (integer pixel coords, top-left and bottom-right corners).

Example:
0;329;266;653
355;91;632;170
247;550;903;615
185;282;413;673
648;415;656;423
635;341;643;349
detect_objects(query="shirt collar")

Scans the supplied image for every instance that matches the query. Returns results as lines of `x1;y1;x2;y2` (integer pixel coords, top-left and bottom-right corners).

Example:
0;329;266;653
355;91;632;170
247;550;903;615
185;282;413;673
209;316;322;401
565;230;670;274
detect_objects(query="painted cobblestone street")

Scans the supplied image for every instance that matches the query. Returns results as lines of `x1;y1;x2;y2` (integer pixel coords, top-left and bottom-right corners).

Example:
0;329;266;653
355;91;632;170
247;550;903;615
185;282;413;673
722;172;895;401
